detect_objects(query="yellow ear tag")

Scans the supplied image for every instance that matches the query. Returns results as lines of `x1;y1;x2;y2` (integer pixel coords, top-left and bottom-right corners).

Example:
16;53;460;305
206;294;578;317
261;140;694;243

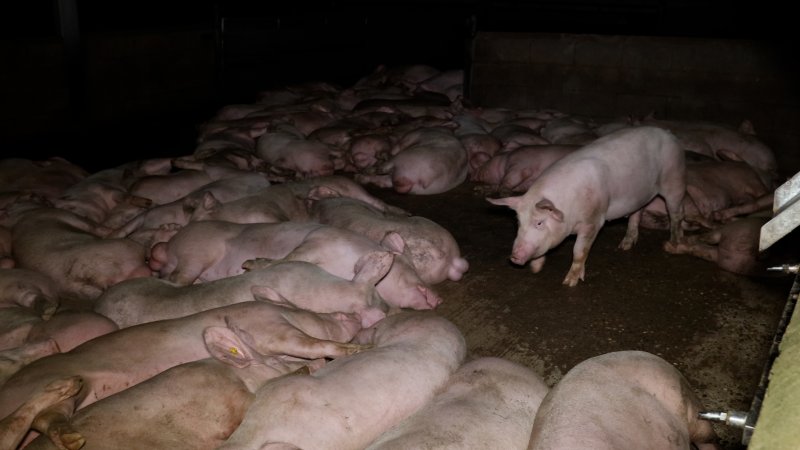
229;347;239;355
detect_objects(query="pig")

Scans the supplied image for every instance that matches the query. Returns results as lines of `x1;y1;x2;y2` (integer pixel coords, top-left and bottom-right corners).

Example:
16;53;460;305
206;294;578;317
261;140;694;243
309;196;469;284
191;175;407;224
96;253;392;328
307;117;373;151
107;172;273;240
490;123;550;151
22;357;317;450
0;339;60;386
0;268;60;322
451;113;503;173
663;217;770;276
539;115;598;145
641;156;771;231
0;376;82;450
487;126;686;286
218;311;467;450
683;157;771;224
51;165;152;225
355;126;469;195
641;115;778;188
255;123;337;179
346;133;393;171
0;158;87;202
11;207;152;300
187;185;311;224
24;311;119;353
283;226;442;309
1;308;116;354
244;256;391;328
0;301;366;450
366;356;549;450
527;350;719;450
148;220;325;285
471;144;581;194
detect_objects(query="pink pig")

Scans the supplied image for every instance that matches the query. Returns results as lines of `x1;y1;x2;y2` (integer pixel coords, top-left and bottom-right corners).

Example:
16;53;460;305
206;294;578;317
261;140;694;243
488;126;686;286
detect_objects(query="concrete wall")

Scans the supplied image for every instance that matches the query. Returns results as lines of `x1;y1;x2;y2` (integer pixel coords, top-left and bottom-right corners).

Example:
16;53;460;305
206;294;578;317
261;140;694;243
469;32;800;178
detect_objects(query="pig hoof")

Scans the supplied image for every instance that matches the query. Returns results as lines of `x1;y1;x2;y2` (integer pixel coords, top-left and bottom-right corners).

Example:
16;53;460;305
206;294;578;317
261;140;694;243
49;426;86;450
61;432;86;450
45;376;83;398
663;241;687;254
618;236;636;251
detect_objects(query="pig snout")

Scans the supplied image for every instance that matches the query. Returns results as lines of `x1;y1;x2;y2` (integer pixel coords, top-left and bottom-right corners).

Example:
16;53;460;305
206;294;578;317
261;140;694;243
510;246;533;266
448;257;470;281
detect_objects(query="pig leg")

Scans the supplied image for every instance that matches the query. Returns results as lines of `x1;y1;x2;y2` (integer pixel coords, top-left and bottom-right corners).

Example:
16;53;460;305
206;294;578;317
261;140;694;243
0;376;82;450
661;189;686;244
619;210;642;250
354;173;393;189
564;222;601;287
713;193;773;223
31;391;87;450
663;229;722;263
530;255;546;273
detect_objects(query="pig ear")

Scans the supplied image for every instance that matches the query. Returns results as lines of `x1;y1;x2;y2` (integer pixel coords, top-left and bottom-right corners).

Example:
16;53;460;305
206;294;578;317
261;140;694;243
200;191;220;211
251;285;294;306
486;196;521;210
203;326;257;369
307;186;341;200
535;198;564;222
715;148;743;162
242;258;274;271
353;251;394;286
380;232;406;254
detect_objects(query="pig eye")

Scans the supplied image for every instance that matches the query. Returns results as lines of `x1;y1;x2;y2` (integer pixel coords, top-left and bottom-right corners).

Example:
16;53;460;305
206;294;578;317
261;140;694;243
535;219;545;228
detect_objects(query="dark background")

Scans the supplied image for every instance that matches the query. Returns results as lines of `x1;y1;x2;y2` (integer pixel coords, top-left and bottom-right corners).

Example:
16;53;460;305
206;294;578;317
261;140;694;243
1;0;794;172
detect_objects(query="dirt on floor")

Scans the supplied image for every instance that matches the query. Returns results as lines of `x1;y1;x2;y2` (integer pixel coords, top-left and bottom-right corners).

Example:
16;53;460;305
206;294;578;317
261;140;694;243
364;179;796;450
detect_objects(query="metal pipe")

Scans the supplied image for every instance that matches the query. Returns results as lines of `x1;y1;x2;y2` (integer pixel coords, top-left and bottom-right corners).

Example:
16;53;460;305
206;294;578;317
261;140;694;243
767;264;800;274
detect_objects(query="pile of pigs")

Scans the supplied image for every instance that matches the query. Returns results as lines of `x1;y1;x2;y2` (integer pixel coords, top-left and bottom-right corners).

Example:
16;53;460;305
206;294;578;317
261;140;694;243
0;63;780;449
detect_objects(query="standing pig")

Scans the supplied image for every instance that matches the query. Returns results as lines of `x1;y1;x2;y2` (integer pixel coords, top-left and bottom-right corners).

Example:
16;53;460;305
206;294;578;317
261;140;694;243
527;350;719;450
488;126;686;286
366;356;549;450
218;311;467;450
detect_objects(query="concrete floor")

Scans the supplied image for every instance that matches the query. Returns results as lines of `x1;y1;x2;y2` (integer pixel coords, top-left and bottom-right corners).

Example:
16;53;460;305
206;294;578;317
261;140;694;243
364;180;796;450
